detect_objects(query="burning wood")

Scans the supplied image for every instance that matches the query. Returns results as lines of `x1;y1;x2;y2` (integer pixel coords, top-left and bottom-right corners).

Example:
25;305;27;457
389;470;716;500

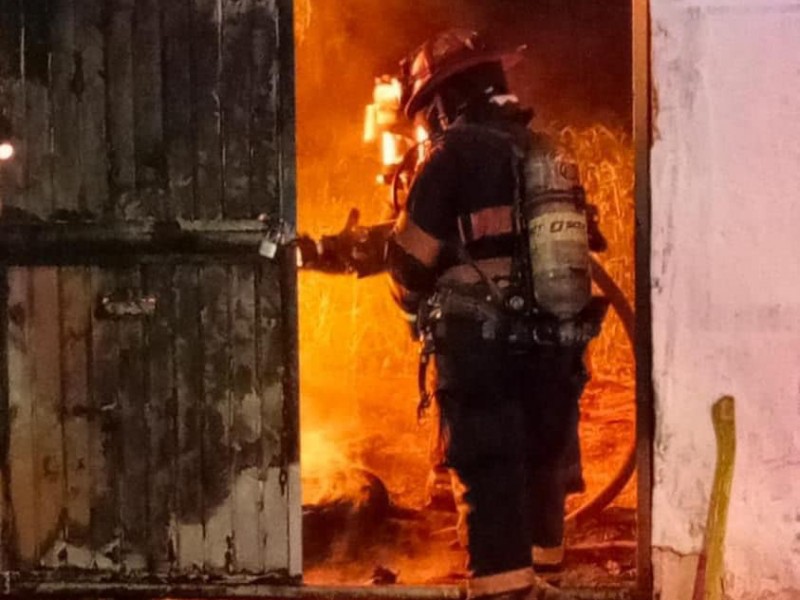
303;467;392;565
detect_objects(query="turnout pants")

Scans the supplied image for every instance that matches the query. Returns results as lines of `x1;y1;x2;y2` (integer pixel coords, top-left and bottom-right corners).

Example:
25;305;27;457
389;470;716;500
434;319;588;581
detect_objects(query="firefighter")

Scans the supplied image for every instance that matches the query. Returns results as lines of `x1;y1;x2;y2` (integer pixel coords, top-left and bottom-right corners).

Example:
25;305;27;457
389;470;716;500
384;30;607;598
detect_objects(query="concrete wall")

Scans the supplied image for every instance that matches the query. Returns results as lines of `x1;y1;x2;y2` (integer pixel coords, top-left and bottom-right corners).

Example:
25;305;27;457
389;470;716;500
650;1;800;598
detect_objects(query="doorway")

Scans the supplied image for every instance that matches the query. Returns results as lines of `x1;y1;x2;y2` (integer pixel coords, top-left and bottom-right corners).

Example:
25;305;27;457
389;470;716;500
294;0;644;593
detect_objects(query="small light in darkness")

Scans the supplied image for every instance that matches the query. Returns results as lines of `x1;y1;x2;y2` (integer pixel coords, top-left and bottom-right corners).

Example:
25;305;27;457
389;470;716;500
0;142;14;161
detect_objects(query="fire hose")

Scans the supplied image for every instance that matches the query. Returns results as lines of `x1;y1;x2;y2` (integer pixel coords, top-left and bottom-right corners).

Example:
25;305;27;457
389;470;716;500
565;256;636;526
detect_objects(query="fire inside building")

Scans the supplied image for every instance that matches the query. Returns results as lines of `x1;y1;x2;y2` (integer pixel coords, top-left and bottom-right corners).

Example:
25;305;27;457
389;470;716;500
295;0;635;590
3;0;796;599
0;0;638;597
0;0;636;595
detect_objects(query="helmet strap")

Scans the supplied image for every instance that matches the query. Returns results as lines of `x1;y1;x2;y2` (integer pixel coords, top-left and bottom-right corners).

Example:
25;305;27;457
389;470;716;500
419;93;449;135
433;94;451;131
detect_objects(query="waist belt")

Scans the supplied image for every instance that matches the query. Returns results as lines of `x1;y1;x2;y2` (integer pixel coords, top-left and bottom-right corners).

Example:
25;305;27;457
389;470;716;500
429;314;561;347
421;289;609;348
414;292;607;419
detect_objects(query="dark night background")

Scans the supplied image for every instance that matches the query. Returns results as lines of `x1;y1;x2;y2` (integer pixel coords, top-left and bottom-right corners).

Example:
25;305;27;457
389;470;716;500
296;0;632;144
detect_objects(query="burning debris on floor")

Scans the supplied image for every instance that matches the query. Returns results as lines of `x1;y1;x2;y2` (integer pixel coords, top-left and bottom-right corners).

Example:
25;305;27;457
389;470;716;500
301;463;637;587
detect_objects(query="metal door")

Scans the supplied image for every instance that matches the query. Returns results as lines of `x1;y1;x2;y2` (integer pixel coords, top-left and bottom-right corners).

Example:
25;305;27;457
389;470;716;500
0;0;301;594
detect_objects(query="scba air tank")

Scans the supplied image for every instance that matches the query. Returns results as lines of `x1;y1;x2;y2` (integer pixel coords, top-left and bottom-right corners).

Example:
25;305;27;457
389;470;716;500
521;147;591;320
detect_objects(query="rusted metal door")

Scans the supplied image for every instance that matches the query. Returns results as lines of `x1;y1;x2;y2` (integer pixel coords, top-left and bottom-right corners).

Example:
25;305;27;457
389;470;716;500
0;0;300;594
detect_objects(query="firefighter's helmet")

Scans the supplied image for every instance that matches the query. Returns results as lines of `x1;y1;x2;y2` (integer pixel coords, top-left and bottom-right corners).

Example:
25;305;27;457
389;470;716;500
400;29;523;118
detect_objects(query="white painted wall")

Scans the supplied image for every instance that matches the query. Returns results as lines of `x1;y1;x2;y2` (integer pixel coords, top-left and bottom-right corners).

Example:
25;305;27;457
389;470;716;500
650;1;800;598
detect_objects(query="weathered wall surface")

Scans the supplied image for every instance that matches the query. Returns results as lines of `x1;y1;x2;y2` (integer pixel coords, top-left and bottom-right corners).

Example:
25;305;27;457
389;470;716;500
650;1;800;598
0;0;300;583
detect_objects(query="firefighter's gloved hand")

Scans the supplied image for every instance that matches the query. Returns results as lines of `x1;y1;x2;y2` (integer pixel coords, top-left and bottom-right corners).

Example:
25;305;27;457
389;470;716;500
336;208;374;268
294;209;363;273
319;208;367;273
333;207;362;247
322;209;393;277
295;210;393;276
295;235;321;267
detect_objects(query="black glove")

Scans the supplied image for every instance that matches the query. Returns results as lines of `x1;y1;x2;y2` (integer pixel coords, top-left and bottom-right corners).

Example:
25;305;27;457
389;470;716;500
298;209;394;277
295;235;320;267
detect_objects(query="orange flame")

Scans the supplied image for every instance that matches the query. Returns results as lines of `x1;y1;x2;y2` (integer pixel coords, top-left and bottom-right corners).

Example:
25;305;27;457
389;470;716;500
381;131;401;166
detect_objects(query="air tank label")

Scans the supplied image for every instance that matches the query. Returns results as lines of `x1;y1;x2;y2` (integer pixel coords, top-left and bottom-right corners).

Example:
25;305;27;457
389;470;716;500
528;212;588;242
527;210;591;318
